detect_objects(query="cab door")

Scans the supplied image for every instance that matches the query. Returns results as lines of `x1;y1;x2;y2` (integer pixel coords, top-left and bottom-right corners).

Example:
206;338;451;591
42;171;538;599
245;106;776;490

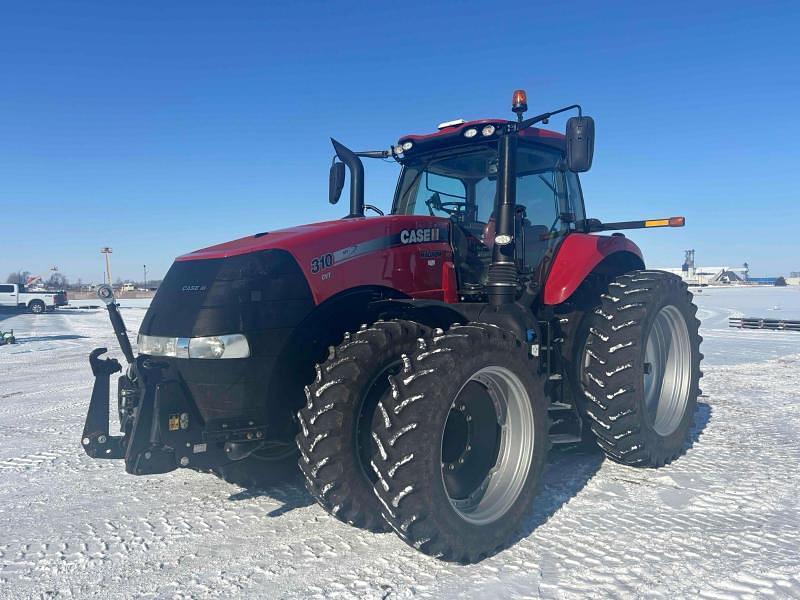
514;144;573;278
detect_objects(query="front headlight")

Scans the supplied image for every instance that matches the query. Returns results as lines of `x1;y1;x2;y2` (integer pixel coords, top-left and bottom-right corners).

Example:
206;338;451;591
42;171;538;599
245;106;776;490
189;335;250;359
137;333;250;359
138;334;178;357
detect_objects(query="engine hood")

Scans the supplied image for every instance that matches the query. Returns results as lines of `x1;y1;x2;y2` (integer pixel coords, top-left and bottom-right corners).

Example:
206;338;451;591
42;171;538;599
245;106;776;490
177;218;390;262
157;215;452;314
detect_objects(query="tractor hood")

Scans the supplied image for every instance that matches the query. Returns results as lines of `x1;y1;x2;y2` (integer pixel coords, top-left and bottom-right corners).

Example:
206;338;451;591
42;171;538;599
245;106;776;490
175;217;404;262
141;215;452;340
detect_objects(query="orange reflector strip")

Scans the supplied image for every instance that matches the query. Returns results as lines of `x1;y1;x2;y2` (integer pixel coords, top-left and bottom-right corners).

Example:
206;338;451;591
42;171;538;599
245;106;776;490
669;216;686;227
645;219;670;227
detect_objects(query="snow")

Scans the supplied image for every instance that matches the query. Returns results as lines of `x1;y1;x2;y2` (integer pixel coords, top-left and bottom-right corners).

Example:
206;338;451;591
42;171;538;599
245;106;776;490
1;287;799;599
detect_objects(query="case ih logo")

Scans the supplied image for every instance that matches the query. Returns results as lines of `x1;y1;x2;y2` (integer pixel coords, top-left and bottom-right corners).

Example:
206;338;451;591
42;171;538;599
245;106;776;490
400;228;441;244
181;285;207;292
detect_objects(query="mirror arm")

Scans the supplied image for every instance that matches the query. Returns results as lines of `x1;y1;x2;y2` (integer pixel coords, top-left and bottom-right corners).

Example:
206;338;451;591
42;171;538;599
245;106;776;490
355;150;392;159
518;104;582;130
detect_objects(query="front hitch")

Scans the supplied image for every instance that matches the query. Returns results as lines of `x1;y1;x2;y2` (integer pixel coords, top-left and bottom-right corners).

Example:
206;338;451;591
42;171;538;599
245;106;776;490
81;347;127;459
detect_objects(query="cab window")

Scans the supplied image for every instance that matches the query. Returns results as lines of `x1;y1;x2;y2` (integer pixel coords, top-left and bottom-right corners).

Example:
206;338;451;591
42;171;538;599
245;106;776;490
565;171;586;224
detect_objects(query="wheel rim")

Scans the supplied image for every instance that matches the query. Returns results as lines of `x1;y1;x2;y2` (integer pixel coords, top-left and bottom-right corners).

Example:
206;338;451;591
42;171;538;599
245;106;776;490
440;366;535;526
643;305;692;436
32;304;43;313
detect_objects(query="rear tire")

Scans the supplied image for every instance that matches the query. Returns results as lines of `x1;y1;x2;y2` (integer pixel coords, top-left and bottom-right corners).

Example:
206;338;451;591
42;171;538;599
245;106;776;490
582;270;702;467
29;300;45;314
371;323;549;563
296;319;430;532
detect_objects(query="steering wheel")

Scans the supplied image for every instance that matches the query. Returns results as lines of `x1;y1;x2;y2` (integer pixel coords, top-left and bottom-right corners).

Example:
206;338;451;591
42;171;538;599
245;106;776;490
425;192;466;218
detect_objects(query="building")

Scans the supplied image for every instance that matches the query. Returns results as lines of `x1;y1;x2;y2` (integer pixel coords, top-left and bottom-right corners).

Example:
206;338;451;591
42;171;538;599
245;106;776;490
656;250;751;286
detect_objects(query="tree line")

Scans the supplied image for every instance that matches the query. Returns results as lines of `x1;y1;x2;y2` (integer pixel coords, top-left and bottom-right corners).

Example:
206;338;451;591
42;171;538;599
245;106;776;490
5;271;160;290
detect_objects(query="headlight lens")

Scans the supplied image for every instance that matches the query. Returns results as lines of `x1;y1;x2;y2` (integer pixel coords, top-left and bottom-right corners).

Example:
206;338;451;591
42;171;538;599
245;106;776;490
189;335;249;359
138;334;178;357
137;333;250;359
463;128;478;138
481;124;496;137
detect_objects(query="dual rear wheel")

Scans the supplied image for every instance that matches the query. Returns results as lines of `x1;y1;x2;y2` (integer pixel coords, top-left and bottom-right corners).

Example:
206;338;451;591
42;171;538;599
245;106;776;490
580;270;703;466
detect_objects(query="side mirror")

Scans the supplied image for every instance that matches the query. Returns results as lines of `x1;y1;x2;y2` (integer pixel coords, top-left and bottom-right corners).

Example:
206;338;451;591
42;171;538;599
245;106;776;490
566;116;595;172
329;161;346;205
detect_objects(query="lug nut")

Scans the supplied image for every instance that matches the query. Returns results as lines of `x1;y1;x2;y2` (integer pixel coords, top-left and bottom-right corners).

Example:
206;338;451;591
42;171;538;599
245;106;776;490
98;435;107;444
256;431;263;439
448;464;455;470
180;456;189;467
82;437;90;446
144;451;151;460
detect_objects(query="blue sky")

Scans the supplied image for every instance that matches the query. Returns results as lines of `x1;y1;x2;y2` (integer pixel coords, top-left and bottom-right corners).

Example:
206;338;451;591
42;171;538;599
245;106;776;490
1;0;798;282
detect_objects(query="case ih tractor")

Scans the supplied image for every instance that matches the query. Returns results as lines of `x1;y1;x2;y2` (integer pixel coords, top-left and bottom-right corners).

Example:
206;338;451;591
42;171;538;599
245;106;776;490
82;91;702;563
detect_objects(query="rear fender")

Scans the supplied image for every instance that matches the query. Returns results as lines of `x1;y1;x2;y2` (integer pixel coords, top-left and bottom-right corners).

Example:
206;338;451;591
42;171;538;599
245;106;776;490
543;233;644;305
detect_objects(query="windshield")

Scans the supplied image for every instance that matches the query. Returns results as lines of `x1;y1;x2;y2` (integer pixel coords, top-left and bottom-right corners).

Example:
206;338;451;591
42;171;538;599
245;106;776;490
393;142;579;232
393;142;585;285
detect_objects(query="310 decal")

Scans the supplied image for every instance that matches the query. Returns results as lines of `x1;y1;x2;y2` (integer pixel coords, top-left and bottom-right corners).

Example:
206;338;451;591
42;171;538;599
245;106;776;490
310;253;334;274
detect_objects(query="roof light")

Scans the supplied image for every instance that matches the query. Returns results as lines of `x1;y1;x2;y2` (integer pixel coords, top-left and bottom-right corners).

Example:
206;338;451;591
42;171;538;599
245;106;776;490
402;141;413;151
438;118;465;129
463;128;478;138
481;124;496;137
494;234;513;246
512;89;528;118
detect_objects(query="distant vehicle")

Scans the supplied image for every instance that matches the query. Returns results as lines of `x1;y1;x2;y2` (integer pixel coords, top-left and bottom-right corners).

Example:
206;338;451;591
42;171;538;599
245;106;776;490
0;283;68;313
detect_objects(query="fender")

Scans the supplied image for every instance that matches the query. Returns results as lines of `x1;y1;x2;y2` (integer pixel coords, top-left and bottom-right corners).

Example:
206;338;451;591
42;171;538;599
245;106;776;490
543;233;644;305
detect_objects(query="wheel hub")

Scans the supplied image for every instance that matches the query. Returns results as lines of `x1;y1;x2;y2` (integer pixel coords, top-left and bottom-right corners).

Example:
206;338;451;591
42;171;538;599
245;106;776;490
440;366;535;526
442;382;501;499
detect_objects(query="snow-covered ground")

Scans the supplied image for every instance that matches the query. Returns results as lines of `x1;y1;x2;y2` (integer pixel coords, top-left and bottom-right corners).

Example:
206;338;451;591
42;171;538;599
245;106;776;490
1;287;799;599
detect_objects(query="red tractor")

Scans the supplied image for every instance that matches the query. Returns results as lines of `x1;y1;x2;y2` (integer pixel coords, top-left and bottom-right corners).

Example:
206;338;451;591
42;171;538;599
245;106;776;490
82;91;702;563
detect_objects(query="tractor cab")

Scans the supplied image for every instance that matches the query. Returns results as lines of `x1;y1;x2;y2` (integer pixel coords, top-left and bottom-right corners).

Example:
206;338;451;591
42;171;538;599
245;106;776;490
329;90;596;303
391;120;587;295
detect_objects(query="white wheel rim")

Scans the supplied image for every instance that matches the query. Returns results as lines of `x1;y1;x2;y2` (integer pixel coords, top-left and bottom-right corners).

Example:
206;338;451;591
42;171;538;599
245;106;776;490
643;305;692;436
440;366;535;525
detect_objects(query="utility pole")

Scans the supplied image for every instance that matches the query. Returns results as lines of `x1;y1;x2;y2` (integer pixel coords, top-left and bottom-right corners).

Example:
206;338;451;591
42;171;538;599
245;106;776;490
100;247;113;288
143;264;147;289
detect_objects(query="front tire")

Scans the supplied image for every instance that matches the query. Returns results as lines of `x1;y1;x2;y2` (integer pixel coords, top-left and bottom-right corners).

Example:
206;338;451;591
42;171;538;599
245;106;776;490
371;323;549;563
582;270;702;467
296;319;430;532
